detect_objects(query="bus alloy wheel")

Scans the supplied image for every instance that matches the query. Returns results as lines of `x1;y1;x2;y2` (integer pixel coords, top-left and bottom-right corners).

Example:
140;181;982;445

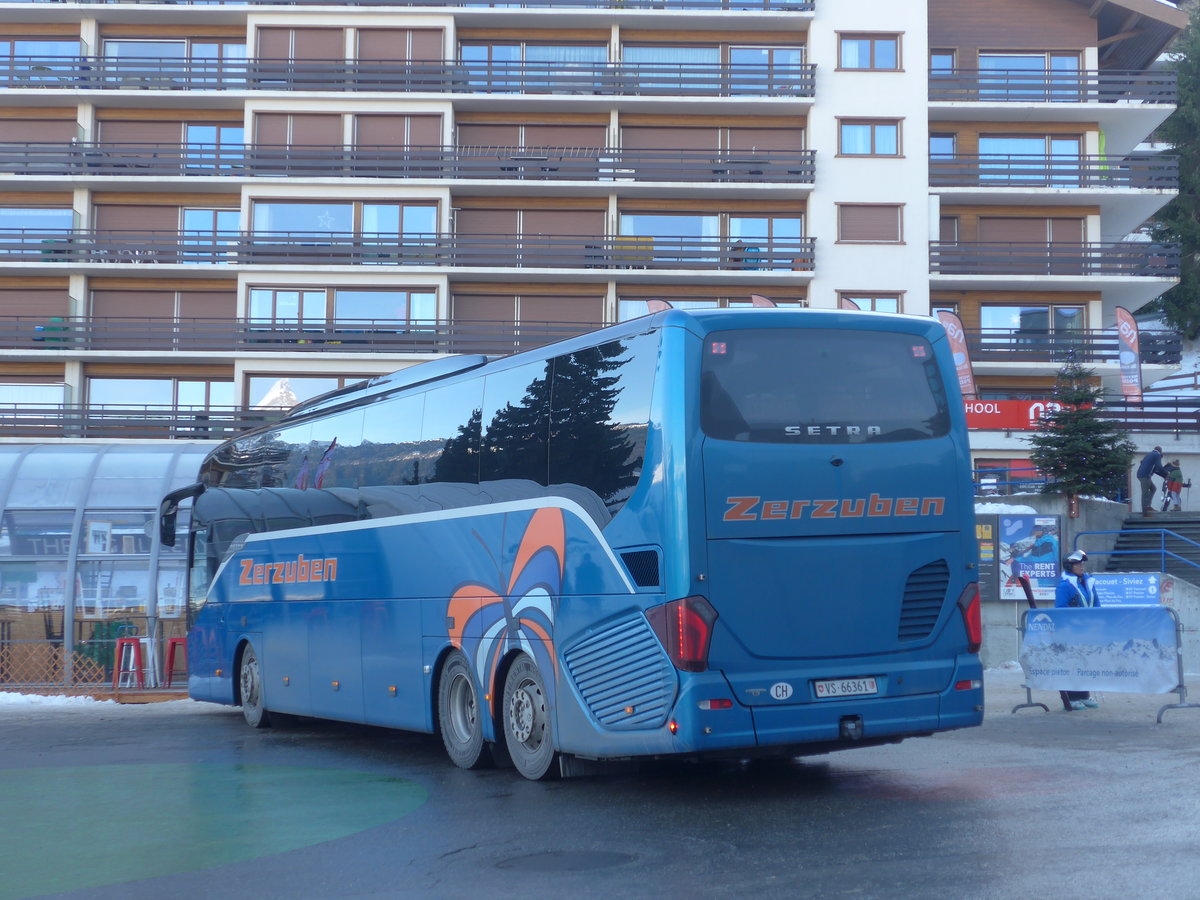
502;655;555;780
438;651;489;769
239;643;271;729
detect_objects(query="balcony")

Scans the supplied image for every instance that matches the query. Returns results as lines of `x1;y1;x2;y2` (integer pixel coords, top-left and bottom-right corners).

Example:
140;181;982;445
929;154;1177;190
0;57;817;98
0;316;600;356
0;230;818;272
0;142;816;186
962;328;1181;367
929;241;1178;278
928;69;1175;104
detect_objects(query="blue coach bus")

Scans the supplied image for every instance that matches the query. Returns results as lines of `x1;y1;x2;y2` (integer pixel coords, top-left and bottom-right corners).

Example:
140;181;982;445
160;308;983;779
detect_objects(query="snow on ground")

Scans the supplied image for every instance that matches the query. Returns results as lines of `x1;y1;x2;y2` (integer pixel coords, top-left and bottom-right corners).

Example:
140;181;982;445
974;502;1038;514
0;691;117;707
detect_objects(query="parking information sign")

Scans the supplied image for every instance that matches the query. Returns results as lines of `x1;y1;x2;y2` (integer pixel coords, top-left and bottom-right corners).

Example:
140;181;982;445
1090;573;1161;606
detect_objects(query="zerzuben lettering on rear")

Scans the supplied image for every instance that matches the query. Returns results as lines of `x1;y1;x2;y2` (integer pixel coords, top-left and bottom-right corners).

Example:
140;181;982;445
723;494;946;522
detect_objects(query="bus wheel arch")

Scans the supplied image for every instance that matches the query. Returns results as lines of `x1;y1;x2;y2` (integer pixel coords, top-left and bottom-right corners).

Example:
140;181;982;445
235;640;271;729
436;649;490;770
500;652;557;780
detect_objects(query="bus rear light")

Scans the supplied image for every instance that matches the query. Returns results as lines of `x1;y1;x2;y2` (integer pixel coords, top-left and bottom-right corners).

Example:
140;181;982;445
956;583;982;653
668;720;678;735
646;595;718;672
697;698;733;710
955;679;982;691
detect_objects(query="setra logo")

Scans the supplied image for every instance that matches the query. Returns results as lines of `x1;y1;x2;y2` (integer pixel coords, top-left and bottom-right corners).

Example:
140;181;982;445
239;554;338;586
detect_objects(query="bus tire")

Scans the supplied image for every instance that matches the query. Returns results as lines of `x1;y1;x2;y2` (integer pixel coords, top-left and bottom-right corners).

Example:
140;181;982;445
239;643;271;729
502;654;556;780
438;651;489;769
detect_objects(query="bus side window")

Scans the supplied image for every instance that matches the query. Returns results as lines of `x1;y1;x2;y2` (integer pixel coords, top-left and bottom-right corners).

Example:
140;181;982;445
550;333;656;515
187;528;212;624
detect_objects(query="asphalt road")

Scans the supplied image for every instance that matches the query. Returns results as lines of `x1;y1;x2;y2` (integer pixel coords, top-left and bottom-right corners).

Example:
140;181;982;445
3;668;1199;900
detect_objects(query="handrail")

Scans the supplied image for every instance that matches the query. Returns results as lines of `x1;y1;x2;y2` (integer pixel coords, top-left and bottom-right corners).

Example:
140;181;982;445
929;153;1178;189
1073;528;1200;578
929;240;1180;277
928;68;1176;104
0;142;817;184
0;57;818;98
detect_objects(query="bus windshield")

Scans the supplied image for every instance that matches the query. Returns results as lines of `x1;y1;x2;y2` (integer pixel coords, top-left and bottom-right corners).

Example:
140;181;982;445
700;328;951;443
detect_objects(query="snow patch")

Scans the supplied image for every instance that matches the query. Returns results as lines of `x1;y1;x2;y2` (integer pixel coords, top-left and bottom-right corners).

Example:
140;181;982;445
0;691;117;708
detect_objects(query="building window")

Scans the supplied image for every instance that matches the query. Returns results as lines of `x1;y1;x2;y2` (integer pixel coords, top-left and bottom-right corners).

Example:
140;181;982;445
86;378;235;410
838;119;900;156
248;286;437;328
930;49;955;74
837;204;902;243
839;34;900;71
929;133;956;159
185;124;245;170
246;374;367;409
0;38;82;84
979;304;1085;349
978;135;1081;185
251;201;437;238
978;52;1081;101
838;293;901;313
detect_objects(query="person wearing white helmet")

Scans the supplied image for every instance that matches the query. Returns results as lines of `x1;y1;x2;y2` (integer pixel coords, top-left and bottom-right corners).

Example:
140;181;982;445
1055;549;1100;711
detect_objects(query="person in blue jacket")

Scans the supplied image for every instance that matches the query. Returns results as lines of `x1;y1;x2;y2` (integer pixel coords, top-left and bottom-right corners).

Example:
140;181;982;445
1136;445;1169;517
1055;549;1100;711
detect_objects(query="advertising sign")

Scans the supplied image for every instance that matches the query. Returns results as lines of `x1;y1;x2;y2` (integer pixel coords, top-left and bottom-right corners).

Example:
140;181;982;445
975;515;1000;602
1114;306;1143;403
1020;606;1178;694
1090;572;1161;606
936;310;978;400
999;514;1060;601
963;399;1073;431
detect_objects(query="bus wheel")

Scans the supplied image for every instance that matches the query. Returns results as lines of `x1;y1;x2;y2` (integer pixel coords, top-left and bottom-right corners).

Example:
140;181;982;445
239;643;271;729
502;655;555;780
438;651;488;769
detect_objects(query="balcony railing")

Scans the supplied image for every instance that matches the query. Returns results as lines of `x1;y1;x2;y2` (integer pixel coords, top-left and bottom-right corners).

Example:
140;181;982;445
0;142;817;185
928;68;1176;104
963;328;1181;366
0;317;600;355
8;0;815;7
1097;399;1200;436
0;404;282;440
0;230;818;271
0;57;817;98
929;241;1179;277
929;154;1178;189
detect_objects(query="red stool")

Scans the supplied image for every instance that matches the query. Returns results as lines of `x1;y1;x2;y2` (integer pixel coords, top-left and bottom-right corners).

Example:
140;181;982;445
164;638;188;688
112;637;145;690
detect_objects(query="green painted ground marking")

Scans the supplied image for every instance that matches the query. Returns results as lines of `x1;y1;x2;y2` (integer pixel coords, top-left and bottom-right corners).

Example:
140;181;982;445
0;763;427;899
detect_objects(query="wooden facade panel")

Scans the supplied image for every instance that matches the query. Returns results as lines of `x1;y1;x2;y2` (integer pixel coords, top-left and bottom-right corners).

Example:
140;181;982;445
357;29;445;62
93;205;181;231
180;290;236;318
356;114;442;146
452;293;515;324
519;294;603;324
84;363;232;377
91;289;174;318
6;119;77;142
0;288;70;317
932;289;1098;330
98;119;182;144
929;0;1096;58
522;208;604;236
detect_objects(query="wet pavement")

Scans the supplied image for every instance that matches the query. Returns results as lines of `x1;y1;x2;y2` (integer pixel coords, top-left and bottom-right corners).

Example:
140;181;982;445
2;667;1199;900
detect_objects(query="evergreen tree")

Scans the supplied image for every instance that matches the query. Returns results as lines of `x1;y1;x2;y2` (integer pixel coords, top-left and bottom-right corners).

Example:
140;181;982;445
1148;3;1200;343
1025;362;1136;500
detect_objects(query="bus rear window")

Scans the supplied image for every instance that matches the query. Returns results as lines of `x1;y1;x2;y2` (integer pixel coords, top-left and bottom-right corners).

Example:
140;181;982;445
701;328;950;443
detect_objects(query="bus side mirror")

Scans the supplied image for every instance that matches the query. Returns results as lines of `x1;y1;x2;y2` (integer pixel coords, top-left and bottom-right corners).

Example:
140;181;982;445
158;483;204;547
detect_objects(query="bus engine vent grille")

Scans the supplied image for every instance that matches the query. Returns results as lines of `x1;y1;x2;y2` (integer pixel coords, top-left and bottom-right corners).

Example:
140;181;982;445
898;559;950;641
620;550;660;587
563;614;676;730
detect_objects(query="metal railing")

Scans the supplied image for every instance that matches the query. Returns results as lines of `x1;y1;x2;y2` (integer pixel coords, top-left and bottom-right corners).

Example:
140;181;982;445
0;57;817;97
929;241;1179;277
928;68;1176;104
0;142;817;184
1074;528;1200;579
929;154;1178;189
964;328;1181;365
1095;399;1200;436
0;316;599;355
0;229;818;271
0;404;282;439
5;0;816;7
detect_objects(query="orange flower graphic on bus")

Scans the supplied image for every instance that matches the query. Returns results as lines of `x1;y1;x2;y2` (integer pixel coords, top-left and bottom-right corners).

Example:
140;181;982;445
446;506;565;710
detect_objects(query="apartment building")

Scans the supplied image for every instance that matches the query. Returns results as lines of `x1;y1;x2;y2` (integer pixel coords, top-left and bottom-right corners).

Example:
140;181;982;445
0;0;1192;645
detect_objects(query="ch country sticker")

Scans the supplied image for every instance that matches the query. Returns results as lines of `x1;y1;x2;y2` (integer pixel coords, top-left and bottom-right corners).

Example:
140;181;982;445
724;494;945;521
239;554;338;586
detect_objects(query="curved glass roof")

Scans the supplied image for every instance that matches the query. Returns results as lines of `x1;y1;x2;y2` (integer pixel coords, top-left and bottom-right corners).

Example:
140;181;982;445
0;444;212;510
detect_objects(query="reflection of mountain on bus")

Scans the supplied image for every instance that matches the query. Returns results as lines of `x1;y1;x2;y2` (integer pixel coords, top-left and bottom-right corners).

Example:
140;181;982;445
162;309;983;780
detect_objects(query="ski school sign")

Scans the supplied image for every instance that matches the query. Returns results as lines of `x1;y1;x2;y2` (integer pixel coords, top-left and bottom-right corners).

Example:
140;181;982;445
964;400;1075;431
